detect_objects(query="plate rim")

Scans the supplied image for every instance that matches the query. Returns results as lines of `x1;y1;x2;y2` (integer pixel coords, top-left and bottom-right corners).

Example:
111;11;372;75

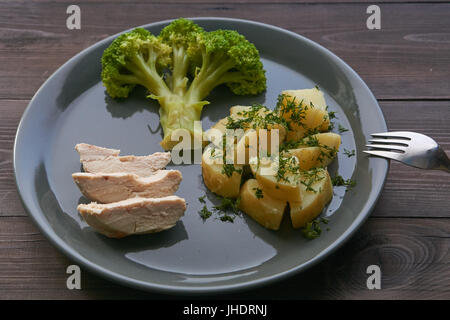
13;17;389;295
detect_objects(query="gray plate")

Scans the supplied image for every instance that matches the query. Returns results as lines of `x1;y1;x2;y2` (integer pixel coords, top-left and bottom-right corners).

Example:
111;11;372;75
14;18;388;294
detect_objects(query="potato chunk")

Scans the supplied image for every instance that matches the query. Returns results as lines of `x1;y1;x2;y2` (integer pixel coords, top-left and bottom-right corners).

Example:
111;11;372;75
278;88;330;141
285;132;341;169
250;155;302;203
289;168;333;228
201;145;243;198
239;179;287;230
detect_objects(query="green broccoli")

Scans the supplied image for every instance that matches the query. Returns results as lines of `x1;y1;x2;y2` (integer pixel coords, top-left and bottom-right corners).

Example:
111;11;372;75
101;18;266;150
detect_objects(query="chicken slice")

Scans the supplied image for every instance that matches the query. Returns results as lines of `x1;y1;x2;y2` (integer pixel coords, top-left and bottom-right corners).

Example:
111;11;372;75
77;196;186;238
72;170;182;203
75;143;171;177
75;143;120;162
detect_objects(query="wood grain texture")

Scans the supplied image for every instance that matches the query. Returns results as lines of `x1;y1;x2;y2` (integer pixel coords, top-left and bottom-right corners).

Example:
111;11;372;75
0;216;448;299
1;1;449;300
0;2;449;99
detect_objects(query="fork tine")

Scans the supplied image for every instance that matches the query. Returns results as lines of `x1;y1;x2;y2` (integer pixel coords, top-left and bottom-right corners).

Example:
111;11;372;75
366;144;406;152
371;131;412;139
369;138;409;146
364;150;403;161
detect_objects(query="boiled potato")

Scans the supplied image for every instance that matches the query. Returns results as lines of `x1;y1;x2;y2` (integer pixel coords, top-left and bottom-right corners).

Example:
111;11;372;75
235;130;258;165
235;129;283;165
278;88;330;141
230;105;265;118
205;117;244;147
211;117;228;136
239;179;287;231
201;145;243;198
289;168;333;228
250;155;302;203
285;132;341;169
283;88;328;111
230;105;287;143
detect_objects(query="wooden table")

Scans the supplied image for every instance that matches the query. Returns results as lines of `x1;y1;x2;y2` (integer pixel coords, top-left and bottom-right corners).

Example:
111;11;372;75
1;0;449;299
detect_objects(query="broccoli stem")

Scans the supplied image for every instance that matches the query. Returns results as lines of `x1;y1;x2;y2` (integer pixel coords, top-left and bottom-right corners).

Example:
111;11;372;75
171;46;189;96
120;47;251;150
186;52;236;102
158;95;206;150
129;53;171;97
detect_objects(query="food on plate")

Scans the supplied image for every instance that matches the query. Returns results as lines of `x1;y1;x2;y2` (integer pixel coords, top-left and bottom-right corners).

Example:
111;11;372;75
283;132;341;170
289;168;333;228
250;155;302;202
235;130;258;165
201;145;243;198
101;18;266;150
72;170;182;203
238;179;287;230
75;143;171;176
276;88;330;141
73;144;185;238
78;196;186;238
201;87;342;235
228;105;287;144
75;143;120;161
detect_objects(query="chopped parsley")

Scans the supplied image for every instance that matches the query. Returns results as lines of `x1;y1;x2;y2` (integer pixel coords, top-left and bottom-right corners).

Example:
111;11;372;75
198;195;206;204
220;215;235;223
343;148;356;158
198;196;241;223
198;205;212;221
222;163;242;178
328;111;337;120
300;168;325;193
338;124;348;133
226;103;288;132
213;196;241;214
301;218;329;239
253;187;264;199
331;175;356;189
328;122;335;131
276;155;300;183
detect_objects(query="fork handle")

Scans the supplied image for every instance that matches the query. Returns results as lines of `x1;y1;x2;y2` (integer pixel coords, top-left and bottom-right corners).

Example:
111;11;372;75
436;147;450;173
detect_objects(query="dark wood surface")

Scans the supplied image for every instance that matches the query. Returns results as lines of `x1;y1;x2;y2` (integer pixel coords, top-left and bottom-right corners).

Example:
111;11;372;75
0;0;449;299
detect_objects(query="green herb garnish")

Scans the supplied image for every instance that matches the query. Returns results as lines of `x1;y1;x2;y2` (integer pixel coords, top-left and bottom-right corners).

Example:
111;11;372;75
253;187;264;199
331;175;356;189
222;163;243;178
343;148;355;158
338;124;348;133
213;196;241;214
220;215;235;223
301;218;329;239
198;205;212;221
328;111;337;120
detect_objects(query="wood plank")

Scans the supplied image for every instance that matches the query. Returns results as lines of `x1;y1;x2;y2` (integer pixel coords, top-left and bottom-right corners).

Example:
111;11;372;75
0;216;448;299
0;2;449;99
2;99;449;218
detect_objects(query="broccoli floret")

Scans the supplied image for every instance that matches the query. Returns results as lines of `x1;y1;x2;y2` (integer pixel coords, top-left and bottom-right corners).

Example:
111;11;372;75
101;18;266;150
101;28;172;99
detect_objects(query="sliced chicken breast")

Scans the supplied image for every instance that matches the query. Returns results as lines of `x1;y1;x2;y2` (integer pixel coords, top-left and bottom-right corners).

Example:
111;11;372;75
78;196;186;238
75;143;120;161
72;170;182;203
75;143;171;176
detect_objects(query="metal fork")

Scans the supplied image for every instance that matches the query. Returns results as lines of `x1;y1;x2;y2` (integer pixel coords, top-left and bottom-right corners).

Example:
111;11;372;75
364;131;450;173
